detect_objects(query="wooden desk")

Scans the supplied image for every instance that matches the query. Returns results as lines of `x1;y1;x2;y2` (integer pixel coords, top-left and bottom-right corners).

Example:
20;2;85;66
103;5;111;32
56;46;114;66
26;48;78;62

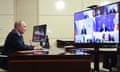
9;50;91;72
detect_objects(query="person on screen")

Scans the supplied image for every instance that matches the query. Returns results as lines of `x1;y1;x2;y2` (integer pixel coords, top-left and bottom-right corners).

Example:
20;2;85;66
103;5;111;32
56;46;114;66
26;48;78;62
81;25;87;35
39;29;45;36
114;24;119;31
2;20;42;55
109;8;116;14
100;24;109;32
34;28;41;35
96;9;101;16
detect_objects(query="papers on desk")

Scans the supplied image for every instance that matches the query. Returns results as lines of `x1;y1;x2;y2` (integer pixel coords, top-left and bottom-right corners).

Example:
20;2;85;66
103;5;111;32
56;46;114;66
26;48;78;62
17;49;49;55
64;45;74;48
75;50;89;55
0;55;8;57
99;48;117;51
17;50;42;53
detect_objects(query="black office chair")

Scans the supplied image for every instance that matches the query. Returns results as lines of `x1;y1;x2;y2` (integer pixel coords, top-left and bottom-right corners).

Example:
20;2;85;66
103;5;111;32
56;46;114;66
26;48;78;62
103;53;118;72
0;46;8;70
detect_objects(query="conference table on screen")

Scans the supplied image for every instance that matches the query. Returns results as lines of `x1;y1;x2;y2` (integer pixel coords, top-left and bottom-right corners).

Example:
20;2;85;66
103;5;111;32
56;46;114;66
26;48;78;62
9;48;92;72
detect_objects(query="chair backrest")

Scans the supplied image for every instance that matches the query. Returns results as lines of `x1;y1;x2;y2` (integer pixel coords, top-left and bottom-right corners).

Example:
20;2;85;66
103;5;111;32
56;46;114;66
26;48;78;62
0;46;4;53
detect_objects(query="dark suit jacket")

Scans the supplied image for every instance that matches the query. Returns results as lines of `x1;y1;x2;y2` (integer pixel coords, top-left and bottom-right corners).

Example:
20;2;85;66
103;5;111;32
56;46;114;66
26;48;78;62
2;29;34;55
100;27;108;32
81;28;87;34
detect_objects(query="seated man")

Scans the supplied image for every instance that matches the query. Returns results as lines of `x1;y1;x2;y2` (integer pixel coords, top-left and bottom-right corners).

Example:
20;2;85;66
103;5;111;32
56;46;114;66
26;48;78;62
0;20;41;70
2;20;41;55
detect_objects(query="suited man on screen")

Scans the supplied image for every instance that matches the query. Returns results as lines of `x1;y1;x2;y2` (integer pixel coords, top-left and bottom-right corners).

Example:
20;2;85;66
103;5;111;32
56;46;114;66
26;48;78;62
81;25;87;35
109;8;116;14
100;23;109;32
2;20;41;55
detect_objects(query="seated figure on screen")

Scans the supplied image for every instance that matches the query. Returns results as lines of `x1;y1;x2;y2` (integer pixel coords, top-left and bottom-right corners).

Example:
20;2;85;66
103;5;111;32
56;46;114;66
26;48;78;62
109;8;116;14
114;24;119;31
81;25;87;35
96;9;101;16
100;23;109;32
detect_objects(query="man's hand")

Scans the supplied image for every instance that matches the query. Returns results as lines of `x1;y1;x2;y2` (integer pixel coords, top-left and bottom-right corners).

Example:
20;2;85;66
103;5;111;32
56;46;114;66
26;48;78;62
34;45;42;50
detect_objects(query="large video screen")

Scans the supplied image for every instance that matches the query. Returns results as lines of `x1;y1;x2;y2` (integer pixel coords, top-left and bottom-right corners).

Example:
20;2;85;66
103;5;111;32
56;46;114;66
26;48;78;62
32;24;47;42
74;2;120;44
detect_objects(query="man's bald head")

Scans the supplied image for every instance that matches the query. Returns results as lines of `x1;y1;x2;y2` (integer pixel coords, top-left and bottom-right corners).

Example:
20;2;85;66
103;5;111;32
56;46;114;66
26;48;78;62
14;20;27;34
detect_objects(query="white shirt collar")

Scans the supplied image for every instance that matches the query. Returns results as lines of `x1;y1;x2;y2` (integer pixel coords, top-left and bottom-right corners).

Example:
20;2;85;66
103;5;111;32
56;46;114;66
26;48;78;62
15;29;21;36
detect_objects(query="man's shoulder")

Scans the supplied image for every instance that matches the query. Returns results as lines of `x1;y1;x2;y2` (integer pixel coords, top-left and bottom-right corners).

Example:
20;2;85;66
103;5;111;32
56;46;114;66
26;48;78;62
8;29;19;37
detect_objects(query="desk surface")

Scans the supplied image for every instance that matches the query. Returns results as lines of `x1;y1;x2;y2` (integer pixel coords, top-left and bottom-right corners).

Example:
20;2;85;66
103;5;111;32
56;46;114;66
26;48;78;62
9;49;48;56
9;47;118;72
9;47;118;56
9;49;92;72
9;48;91;61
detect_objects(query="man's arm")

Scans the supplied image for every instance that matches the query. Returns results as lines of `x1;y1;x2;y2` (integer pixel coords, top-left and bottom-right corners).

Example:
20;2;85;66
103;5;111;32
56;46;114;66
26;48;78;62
11;34;34;50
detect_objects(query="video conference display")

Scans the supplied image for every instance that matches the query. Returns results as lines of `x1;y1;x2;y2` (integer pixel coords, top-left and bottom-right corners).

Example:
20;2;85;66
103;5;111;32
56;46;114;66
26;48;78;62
32;24;47;42
74;2;120;43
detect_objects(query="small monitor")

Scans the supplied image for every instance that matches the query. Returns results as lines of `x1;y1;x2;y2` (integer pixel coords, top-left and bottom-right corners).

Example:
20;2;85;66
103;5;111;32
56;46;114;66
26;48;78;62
32;24;47;42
